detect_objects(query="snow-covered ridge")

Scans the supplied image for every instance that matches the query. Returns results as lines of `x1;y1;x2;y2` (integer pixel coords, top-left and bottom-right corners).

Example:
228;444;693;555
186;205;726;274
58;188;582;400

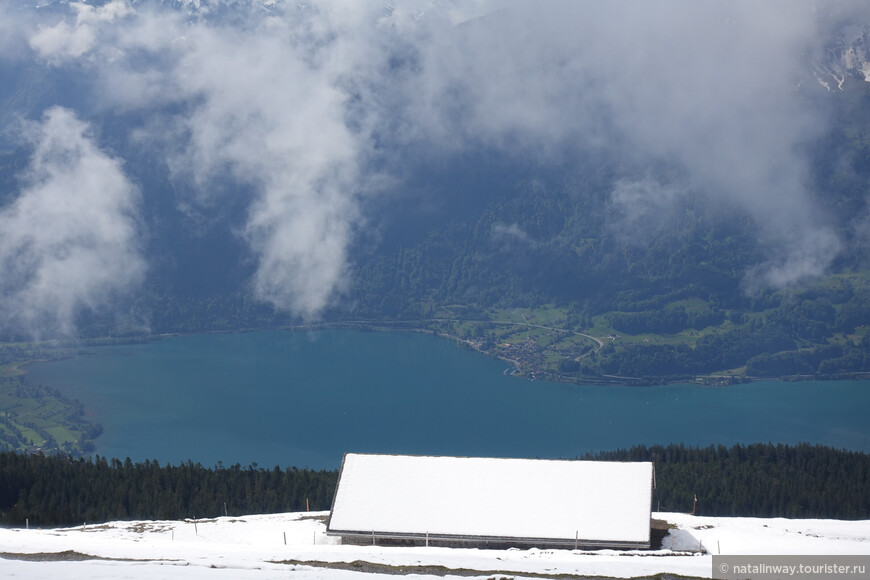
1;511;868;579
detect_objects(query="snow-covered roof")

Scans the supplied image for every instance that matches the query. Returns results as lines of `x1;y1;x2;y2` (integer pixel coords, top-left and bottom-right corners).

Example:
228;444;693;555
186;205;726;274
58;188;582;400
327;454;653;546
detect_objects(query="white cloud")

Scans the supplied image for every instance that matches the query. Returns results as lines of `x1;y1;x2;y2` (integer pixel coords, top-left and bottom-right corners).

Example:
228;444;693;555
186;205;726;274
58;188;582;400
392;0;844;287
748;227;842;291
161;10;369;316
0;5;35;59
607;178;687;243
0;107;145;337
492;223;532;244
29;0;132;63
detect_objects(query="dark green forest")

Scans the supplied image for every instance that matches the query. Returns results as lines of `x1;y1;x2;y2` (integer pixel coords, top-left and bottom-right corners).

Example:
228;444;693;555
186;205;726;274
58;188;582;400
587;443;870;520
1;443;868;527
0;452;336;527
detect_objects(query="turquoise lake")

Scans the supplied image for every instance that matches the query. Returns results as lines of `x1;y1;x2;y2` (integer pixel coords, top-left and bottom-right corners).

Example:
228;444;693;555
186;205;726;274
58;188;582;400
26;329;870;470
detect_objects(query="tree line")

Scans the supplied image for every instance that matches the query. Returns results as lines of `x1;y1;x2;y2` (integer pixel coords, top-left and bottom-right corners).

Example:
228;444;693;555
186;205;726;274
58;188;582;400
585;442;870;520
1;443;868;528
0;453;337;527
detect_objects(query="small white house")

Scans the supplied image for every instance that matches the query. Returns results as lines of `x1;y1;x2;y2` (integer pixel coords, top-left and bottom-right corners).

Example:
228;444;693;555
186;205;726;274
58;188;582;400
326;453;655;549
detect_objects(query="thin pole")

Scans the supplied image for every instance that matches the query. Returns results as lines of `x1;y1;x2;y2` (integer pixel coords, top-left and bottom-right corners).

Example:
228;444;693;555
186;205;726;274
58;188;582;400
283;531;287;545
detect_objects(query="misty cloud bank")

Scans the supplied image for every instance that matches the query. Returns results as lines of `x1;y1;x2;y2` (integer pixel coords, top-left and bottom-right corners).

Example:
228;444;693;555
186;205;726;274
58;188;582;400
1;0;867;335
0;107;144;337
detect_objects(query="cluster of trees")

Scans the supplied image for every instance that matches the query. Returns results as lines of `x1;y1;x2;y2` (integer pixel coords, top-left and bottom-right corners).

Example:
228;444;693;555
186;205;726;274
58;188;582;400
568;292;870;382
585;443;870;519
0;453;337;527
745;339;870;377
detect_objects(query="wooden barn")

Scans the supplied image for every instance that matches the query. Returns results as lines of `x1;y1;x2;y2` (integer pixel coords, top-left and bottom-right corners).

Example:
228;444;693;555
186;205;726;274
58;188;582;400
326;453;655;550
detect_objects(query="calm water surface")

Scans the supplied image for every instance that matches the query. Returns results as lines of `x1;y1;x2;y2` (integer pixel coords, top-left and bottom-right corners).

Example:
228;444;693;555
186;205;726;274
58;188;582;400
27;330;870;469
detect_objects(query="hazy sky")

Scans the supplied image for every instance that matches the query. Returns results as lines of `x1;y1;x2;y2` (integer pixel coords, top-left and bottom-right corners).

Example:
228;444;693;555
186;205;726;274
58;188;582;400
0;0;866;334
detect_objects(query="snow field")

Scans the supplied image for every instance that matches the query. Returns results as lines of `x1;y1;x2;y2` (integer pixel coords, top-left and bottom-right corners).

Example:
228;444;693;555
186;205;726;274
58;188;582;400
0;511;867;579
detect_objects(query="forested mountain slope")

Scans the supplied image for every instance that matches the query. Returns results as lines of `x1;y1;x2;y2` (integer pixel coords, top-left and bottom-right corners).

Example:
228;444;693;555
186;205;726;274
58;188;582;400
0;2;869;383
341;81;870;383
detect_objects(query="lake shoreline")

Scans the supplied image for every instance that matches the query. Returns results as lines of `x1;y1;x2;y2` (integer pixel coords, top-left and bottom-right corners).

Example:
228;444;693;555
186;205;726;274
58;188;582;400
25;322;870;388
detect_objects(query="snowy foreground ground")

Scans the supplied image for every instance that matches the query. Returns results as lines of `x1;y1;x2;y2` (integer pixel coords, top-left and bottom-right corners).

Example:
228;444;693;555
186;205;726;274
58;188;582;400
1;511;868;579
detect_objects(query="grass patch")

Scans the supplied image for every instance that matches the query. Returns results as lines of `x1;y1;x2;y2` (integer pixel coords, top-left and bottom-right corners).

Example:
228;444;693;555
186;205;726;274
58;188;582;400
0;376;100;453
0;363;27;378
491;305;569;326
44;425;80;445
